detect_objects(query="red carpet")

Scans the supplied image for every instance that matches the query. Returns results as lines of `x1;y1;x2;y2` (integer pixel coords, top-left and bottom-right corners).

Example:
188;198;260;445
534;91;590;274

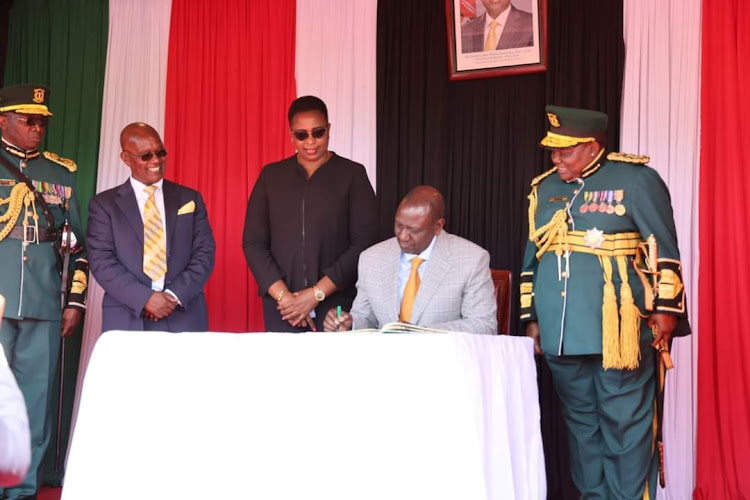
38;487;62;500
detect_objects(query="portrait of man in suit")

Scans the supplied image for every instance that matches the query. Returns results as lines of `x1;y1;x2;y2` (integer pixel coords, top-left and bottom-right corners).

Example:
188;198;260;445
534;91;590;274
87;123;215;333
324;185;496;334
461;0;534;53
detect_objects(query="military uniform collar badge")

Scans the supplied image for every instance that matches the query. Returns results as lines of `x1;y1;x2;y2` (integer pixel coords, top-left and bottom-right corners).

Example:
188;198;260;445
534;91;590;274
581;149;606;178
2;137;40;161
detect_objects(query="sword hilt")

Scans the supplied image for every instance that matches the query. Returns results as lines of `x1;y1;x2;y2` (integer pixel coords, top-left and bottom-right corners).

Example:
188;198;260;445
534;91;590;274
652;324;674;370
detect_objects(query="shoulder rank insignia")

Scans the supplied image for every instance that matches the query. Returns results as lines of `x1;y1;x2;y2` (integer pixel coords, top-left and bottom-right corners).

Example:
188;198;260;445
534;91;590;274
43;151;77;172
530;166;558;187
607;152;650;165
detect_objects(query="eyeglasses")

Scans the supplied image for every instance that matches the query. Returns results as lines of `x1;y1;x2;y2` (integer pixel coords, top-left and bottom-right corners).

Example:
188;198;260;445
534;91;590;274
124;149;168;162
7;114;49;128
291;126;328;142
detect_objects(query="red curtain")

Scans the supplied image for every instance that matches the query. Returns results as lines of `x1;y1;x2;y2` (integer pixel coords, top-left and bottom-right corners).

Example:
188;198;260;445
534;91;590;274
695;1;750;498
164;0;296;332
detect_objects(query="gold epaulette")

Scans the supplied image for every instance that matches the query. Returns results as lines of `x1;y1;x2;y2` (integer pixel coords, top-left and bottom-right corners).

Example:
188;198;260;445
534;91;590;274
43;151;77;172
607;152;650;165
530;166;558;187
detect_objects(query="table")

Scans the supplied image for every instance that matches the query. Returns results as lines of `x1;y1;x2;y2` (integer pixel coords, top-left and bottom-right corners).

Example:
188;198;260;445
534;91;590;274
63;331;545;499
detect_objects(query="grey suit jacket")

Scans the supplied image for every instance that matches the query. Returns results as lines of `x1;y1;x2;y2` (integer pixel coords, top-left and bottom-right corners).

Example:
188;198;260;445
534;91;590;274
350;231;497;334
461;6;534;53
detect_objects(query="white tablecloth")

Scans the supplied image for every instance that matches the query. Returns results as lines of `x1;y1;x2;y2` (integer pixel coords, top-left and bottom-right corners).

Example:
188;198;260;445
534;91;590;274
63;331;545;500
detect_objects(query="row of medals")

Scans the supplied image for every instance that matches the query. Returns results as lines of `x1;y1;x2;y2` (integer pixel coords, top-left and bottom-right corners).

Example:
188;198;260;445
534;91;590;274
580;190;626;216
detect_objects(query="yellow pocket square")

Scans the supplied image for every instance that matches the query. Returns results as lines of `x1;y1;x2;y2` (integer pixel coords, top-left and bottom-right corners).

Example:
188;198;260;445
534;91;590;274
177;200;195;215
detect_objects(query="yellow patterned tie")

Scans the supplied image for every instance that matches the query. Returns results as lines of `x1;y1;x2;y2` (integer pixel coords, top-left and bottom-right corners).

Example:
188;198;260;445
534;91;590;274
484;20;499;51
399;257;424;323
143;185;167;281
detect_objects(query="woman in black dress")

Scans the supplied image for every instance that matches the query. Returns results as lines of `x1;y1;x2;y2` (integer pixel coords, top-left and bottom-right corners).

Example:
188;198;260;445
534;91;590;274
243;96;378;331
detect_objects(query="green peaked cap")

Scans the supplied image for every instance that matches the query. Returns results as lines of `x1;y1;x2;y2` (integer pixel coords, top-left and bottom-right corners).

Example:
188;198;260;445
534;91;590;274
541;105;607;149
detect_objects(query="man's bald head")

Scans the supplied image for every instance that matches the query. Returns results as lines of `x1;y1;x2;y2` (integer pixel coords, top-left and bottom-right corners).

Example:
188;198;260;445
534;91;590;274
120;122;166;186
120;122;160;149
394;186;446;255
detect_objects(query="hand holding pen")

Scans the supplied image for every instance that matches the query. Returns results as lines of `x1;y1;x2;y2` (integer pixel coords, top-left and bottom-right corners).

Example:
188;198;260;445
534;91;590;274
323;306;353;332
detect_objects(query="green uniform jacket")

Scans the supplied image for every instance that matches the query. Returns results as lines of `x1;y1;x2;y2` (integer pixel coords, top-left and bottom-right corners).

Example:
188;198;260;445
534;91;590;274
0;144;87;320
521;154;688;356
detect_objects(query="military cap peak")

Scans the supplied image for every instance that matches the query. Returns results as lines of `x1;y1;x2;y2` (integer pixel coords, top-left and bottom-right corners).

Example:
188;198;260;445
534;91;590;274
541;105;608;149
0;84;53;116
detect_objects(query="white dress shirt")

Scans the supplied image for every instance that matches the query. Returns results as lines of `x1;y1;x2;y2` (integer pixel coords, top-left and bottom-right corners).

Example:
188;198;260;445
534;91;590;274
398;235;437;304
0;345;30;487
483;5;512;49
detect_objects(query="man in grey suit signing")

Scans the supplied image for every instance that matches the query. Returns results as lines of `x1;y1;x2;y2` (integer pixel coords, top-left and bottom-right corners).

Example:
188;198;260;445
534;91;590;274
323;186;496;334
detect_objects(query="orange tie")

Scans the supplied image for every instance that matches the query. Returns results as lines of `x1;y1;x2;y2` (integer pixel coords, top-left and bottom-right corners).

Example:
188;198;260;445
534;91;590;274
400;257;424;323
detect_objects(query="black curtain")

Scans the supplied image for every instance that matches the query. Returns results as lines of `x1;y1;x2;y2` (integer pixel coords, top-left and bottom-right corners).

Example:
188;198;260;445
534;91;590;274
0;0;10;83
377;1;623;498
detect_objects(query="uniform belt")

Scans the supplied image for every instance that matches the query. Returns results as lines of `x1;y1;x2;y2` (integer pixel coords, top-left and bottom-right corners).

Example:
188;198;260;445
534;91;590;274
546;230;642;257
7;225;60;243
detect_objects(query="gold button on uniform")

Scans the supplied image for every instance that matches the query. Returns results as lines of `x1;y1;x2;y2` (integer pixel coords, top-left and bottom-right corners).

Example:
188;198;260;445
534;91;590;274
560;291;566;297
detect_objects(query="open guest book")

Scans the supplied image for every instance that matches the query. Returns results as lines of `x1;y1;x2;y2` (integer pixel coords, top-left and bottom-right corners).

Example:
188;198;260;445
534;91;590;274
351;321;450;334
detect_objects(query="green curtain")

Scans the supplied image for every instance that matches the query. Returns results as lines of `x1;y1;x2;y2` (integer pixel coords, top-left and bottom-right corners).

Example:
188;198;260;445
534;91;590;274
3;0;107;485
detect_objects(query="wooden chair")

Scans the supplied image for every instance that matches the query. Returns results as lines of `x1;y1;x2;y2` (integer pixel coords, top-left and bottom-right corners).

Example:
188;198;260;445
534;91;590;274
490;270;512;334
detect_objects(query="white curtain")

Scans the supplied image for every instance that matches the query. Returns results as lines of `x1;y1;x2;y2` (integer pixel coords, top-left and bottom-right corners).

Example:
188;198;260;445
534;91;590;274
295;0;378;189
620;1;701;498
71;0;173;450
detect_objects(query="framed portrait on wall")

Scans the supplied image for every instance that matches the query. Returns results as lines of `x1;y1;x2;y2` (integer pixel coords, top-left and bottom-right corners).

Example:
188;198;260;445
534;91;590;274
445;0;548;80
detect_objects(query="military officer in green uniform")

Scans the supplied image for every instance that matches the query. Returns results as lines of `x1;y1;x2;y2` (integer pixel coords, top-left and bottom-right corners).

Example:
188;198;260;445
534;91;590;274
520;105;689;499
0;84;87;499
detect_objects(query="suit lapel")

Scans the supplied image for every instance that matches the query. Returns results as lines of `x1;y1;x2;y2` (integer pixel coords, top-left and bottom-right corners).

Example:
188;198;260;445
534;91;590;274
497;8;524;49
472;13;486;51
116;181;144;245
410;232;450;325
162;180;179;256
382;241;402;320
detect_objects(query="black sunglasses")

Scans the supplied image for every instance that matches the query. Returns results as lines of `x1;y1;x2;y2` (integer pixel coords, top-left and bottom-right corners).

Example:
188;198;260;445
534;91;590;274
124;149;168;162
292;126;327;141
8;114;49;128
